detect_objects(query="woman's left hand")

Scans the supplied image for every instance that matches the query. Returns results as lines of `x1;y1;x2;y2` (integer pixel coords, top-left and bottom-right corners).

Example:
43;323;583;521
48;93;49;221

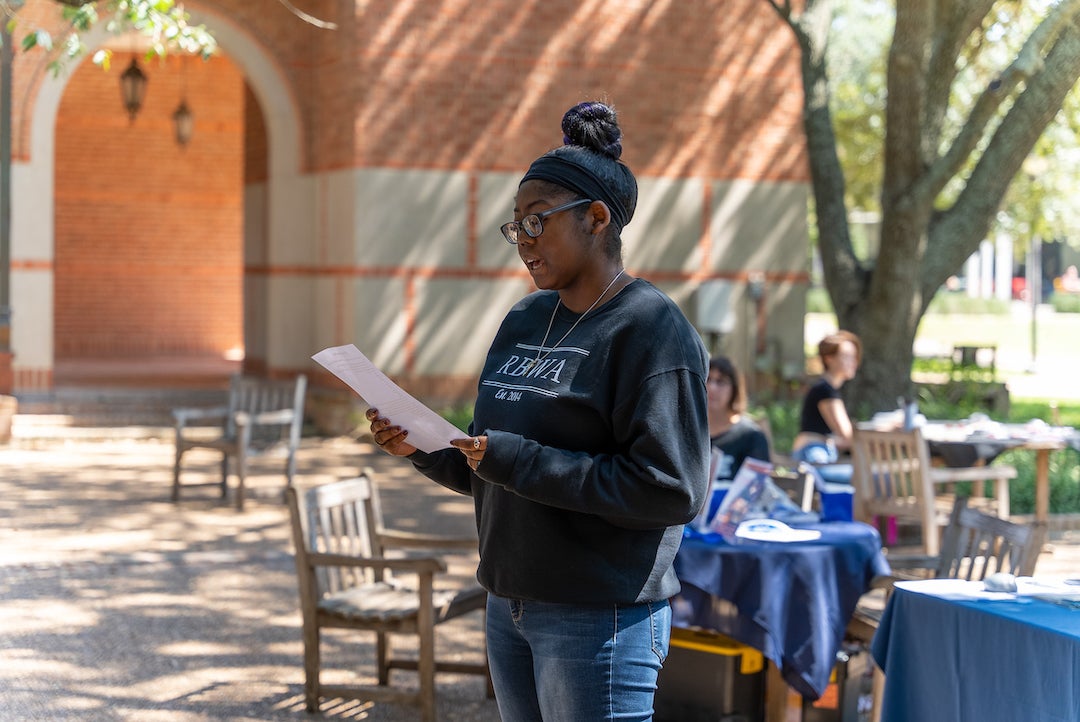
451;435;487;470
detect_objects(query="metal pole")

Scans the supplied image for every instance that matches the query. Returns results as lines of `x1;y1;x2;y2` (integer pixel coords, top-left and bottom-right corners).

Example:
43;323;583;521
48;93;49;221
1030;236;1040;370
0;20;14;394
1022;158;1047;375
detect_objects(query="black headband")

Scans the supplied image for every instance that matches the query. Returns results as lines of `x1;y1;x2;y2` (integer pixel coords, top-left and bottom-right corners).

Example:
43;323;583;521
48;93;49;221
520;155;631;230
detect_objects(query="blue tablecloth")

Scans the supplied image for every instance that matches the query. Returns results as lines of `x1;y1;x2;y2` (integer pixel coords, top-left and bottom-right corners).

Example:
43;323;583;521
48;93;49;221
871;580;1080;722
673;522;890;699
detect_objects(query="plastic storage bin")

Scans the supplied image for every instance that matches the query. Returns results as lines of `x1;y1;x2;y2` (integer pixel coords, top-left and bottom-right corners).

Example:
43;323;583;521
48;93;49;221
655;626;766;722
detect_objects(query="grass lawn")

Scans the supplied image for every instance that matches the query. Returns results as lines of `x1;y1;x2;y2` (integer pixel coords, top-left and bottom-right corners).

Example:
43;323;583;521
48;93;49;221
915;309;1080;368
809;305;1080;401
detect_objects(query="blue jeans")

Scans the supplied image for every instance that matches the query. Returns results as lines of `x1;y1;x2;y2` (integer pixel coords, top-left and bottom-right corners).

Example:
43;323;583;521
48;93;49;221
793;442;853;485
485;594;670;721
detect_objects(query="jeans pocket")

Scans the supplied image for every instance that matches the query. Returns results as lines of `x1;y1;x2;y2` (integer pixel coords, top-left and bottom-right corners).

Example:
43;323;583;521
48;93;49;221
648;600;671;664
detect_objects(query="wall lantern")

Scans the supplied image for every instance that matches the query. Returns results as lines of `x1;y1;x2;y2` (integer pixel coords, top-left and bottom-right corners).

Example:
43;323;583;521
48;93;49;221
119;57;147;122
172;100;194;147
172;55;193;147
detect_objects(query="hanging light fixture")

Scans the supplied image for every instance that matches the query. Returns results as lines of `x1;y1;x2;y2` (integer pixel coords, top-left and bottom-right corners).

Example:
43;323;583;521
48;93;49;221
172;55;194;147
173;100;194;147
119;57;148;122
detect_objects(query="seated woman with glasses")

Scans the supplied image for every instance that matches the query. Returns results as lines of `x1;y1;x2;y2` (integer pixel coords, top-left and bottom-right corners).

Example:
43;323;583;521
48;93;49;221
365;101;709;721
700;355;771;524
707;356;770;482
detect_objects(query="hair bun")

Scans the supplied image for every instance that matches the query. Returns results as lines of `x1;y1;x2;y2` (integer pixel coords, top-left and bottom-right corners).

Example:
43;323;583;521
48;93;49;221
561;101;623;160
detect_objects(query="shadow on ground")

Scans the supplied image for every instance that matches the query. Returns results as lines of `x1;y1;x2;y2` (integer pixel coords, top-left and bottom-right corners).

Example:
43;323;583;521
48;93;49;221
0;436;500;721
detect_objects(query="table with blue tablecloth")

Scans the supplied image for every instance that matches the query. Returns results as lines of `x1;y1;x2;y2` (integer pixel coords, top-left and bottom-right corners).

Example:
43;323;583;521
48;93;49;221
673;522;890;700
871;579;1080;722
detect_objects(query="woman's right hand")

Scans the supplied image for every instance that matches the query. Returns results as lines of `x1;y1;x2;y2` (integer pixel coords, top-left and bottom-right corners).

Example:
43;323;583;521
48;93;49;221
365;407;417;456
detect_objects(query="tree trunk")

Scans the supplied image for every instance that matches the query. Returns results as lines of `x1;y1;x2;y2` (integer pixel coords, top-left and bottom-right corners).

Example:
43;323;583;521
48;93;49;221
839;306;917;419
772;1;1080;419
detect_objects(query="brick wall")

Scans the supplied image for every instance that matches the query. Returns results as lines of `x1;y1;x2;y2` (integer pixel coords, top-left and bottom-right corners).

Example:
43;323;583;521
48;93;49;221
53;52;244;359
243;84;268;184
179;0;806;181
338;0;807;181
14;0;807;387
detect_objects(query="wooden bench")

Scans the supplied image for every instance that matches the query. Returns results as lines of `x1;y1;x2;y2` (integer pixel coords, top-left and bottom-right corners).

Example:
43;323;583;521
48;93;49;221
172;374;307;510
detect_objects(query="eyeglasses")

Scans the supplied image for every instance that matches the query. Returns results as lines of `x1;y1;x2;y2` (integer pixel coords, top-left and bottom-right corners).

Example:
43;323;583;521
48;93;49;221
500;198;592;244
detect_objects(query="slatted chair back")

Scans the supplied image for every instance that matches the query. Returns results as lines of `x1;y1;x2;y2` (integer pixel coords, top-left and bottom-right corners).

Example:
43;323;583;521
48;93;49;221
172;373;307;510
304;474;385;594
226;374;307;447
286;471;490;720
851;427;940;555
936;496;1046;580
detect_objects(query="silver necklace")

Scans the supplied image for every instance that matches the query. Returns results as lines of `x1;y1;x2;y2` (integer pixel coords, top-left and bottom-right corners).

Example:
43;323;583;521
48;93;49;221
527;269;625;371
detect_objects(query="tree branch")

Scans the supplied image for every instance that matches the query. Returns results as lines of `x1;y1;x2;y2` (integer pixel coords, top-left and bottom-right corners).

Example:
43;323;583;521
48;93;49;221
926;19;1080;295
922;0;1080;201
768;0;865;316
882;1;932;204
921;0;997;156
275;0;338;30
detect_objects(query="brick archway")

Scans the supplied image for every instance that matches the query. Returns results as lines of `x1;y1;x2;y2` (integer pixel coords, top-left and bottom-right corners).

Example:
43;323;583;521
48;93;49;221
53;50;245;378
15;7;303;390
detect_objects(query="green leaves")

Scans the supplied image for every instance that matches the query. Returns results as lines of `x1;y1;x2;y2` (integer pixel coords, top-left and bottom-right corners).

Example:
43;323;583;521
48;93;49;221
103;0;218;60
7;0;217;74
21;28;51;52
59;1;97;32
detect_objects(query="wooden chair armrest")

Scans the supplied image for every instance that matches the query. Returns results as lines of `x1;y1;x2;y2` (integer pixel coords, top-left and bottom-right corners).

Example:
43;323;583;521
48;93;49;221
930;465;1017;483
307;551;447;574
883;552;937;565
378;529;478;551
235;408;296;426
861;563;939;605
866;574;897;591
172;406;228;426
880;553;940;581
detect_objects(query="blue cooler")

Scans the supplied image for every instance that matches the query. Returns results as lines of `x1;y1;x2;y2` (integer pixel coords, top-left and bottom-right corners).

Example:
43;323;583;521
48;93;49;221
820;483;854;522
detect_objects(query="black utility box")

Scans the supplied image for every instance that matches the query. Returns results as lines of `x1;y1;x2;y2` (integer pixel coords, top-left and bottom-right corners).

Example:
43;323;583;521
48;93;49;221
655;626;766;722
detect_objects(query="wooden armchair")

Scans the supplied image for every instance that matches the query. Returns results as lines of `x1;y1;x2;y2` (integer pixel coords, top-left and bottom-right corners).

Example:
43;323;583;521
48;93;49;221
846;496;1047;721
850;427;1017;557
172;373;307;510
286;471;489;721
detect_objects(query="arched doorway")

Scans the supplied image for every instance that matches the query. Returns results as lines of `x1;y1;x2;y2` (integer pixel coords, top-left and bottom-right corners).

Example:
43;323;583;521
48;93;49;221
16;6;304;391
53;47;245;387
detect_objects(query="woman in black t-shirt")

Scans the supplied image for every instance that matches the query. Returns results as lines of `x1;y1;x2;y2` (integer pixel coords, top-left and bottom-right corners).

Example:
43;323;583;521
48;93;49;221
792;331;861;474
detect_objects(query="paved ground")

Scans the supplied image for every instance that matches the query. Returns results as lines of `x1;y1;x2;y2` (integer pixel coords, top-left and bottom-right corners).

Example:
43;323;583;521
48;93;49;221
0;434;500;722
2;429;1078;722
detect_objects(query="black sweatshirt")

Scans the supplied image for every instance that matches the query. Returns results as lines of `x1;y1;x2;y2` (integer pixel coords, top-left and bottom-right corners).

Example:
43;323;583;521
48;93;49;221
711;417;772;482
409;279;710;605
